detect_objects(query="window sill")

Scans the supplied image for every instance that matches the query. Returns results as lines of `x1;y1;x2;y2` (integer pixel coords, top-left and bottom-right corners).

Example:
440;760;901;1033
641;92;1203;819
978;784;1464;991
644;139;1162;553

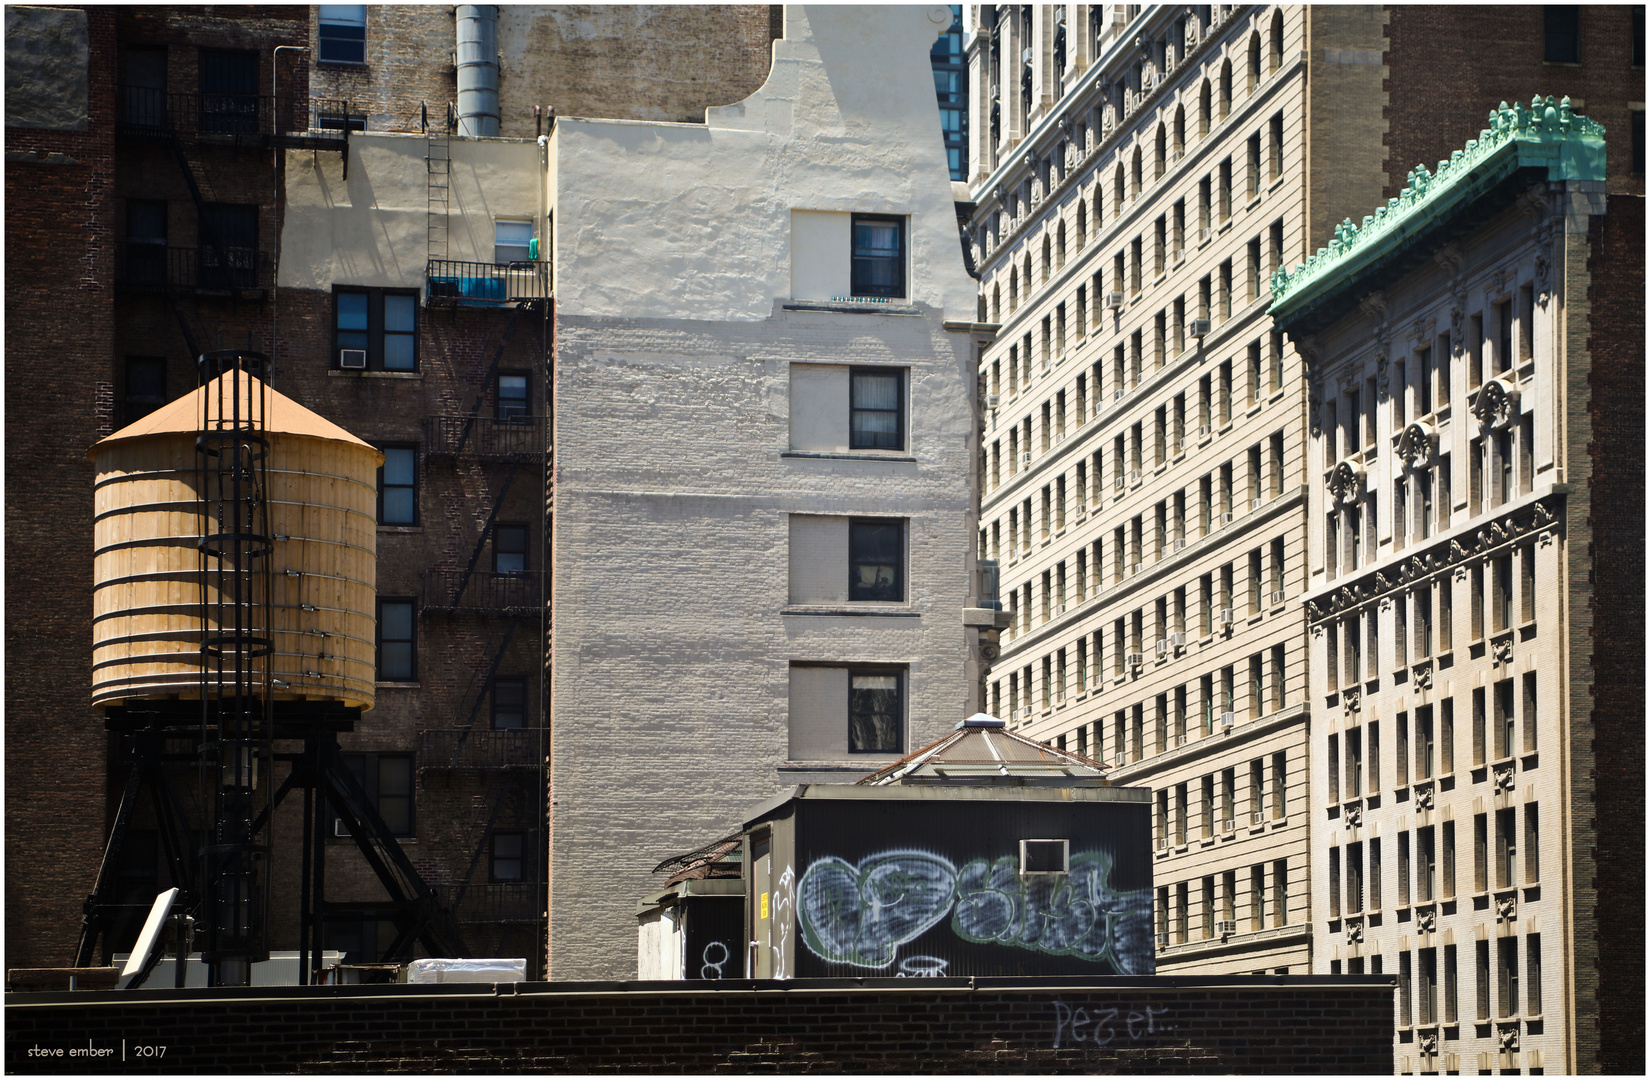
330;369;424;380
781;450;916;463
378;525;423;534
782;606;919;618
316;59;371;69
783;299;920;316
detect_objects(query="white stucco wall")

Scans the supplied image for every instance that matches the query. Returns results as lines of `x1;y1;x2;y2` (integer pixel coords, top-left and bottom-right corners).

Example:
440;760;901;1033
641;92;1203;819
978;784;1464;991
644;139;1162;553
547;5;974;323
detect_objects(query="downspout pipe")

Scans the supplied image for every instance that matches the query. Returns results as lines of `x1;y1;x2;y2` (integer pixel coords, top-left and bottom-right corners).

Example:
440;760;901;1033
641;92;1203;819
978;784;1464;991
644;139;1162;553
455;5;500;137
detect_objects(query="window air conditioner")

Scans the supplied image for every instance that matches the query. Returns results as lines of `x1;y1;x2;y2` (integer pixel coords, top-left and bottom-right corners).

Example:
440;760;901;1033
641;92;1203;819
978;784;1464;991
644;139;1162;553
1019;706;1032;719
1216;919;1239;936
1114;475;1126;491
1155;639;1168;657
339;348;367;370
1105;292;1125;310
1197;424;1213;438
1173;537;1187;552
1053;604;1066;616
1176;733;1188;746
1156;932;1170;949
1157;837;1170;851
1129;468;1142;483
1169;631;1187;648
1222;819;1235;833
1199;227;1213;242
1114;387;1126;401
985;393;1000;408
1251;811;1265;825
1219;711;1235;728
1129;563;1142;576
1172;249;1184;263
1270;589;1287;606
1251;497;1265;512
1220;512;1234;527
1219;607;1235;626
1189;319;1212;337
1126;651;1144;667
1021;452;1033;466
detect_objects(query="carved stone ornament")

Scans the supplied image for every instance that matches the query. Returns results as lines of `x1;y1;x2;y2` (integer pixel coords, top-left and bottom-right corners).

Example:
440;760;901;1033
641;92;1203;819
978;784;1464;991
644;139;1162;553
1492;634;1514;667
1495;765;1516;792
1497;895;1518;922
1417;908;1437;933
1419;1033;1438;1056
1395;421;1435;472
1328;459;1366;506
1413;661;1433;690
1472;376;1520;430
1343;687;1362;715
1408;316;1437;349
1345;918;1364;943
1414;783;1434;809
1499;1026;1520;1053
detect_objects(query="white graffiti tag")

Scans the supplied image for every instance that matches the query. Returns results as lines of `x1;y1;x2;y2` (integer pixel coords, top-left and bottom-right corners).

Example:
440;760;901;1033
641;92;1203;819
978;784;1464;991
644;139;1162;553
1050;1001;1173;1048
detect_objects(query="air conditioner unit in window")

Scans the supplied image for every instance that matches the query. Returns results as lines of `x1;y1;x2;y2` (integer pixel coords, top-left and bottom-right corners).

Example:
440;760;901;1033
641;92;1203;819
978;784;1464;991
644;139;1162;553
1251;497;1264;512
1053;604;1066;617
1173;537;1187;552
1175;733;1188;747
1129;563;1142;576
1126;651;1144;667
1168;631;1187;648
1172;249;1184;263
1219;711;1235;728
1222;818;1235;833
1105;292;1125;310
1021;452;1032;466
1129;468;1142;483
1216;919;1238;936
985;393;1000;408
1189;319;1212;337
1197;423;1212;437
339;348;367;370
1270;589;1287;606
1156;932;1170;949
1157;837;1170;851
1155;638;1168;657
1019;706;1032;719
1113;387;1126;401
1199;227;1213;242
1220;512;1234;527
1114;475;1126;491
1219;607;1235;626
1251;811;1265;825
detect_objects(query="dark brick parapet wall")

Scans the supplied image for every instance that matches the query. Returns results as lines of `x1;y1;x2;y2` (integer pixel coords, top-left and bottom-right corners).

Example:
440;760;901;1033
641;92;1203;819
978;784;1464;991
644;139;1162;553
5;976;1394;1074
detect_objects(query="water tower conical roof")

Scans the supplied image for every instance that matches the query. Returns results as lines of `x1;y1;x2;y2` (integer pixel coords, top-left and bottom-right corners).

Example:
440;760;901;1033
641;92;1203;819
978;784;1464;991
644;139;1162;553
89;372;377;458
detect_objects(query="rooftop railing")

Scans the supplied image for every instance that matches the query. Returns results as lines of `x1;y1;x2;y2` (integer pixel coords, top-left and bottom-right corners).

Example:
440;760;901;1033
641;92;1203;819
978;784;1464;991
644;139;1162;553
426;259;551;307
116;85;352;145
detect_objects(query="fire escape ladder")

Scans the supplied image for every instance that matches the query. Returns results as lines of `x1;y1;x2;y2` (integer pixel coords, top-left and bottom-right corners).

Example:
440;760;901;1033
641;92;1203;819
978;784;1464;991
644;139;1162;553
426;102;451;262
451;770;522;913
450;459;522;604
444;616;522;767
449;303;526;456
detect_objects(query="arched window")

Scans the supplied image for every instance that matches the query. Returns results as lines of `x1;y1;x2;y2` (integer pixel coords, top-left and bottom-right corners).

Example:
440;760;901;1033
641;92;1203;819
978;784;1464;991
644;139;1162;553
1008;270;1018;313
1154;124;1167;179
1041;235;1052;282
1114;164;1126;209
1248;32;1261;91
1219;60;1232;119
1131;147;1143;197
1269;11;1284;72
1057;223;1068;268
1076;200;1088;248
992;283;1001;322
1174;104;1186;156
1199;80;1212;136
1023;254;1033;299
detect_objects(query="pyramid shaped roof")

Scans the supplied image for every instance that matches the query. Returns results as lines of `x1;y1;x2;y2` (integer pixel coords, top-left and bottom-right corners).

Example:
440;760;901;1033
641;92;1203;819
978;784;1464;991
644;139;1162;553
857;713;1110;786
90;372;376;458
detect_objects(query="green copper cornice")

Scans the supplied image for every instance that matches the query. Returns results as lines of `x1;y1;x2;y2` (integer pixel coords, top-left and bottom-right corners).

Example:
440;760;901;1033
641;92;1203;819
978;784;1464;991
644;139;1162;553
1269;96;1605;324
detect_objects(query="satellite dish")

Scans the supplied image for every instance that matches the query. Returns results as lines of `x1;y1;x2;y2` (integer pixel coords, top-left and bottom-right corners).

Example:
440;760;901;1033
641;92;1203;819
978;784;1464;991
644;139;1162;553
122;887;180;978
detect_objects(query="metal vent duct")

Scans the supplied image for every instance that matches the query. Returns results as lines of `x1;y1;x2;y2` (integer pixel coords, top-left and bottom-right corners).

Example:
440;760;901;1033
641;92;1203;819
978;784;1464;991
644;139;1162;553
455;5;500;137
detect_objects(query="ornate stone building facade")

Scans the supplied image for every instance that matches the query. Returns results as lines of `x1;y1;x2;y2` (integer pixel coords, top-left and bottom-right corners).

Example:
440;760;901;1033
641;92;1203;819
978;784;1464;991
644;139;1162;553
1271;99;1624;1074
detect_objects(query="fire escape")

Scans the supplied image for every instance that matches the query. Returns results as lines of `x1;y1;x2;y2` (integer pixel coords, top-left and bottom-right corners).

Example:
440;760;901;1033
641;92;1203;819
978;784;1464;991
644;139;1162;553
112;81;352;356
419;246;551;966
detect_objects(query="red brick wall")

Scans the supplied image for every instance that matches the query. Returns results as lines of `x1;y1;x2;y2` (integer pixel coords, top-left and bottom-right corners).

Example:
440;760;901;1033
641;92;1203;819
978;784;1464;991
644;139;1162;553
1383;6;1643;199
3;5;118;972
4;977;1395;1074
1583;193;1645;1076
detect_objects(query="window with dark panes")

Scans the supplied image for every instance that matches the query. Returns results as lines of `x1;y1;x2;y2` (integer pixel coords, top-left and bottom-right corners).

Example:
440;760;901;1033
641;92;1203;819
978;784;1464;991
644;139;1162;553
378;446;417;525
199;48;257;133
121;45;167;128
377;599;415;681
1544;5;1580;62
125;199;168;286
848;669;903;752
199;203;257;289
490;831;525;881
497;372;529;419
340;753;414;836
492;677;526;729
849;519;903;601
318;5;367;65
334;288;418;370
850;368;903;450
123;356;167;423
851;214;905;298
494;524;528;574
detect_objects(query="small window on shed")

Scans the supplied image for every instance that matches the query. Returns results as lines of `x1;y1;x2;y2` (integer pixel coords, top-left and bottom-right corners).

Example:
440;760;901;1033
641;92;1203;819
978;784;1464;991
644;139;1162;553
1020;838;1071;874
